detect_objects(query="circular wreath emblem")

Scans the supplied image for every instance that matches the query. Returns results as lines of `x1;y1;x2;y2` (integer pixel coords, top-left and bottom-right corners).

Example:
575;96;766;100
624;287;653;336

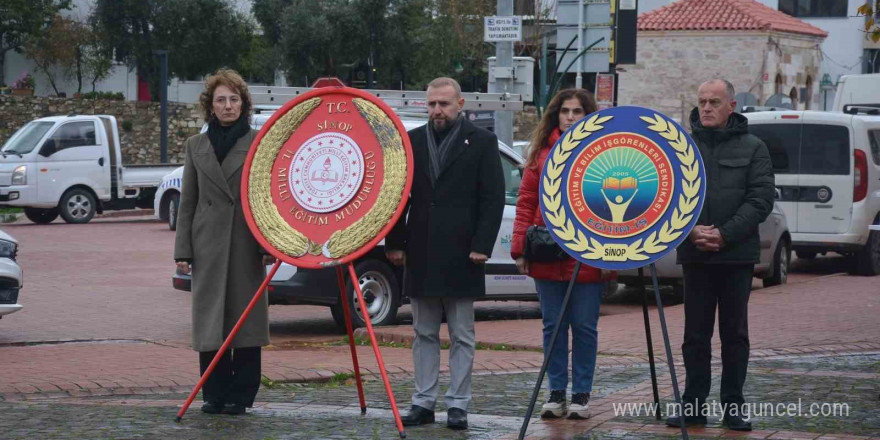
241;87;414;269
540;106;706;270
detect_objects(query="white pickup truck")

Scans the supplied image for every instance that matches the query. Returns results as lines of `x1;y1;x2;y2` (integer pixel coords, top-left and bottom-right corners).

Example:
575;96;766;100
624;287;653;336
0;115;179;224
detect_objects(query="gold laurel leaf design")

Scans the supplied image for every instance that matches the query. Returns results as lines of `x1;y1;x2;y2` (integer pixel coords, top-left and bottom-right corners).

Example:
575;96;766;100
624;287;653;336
322;98;407;260
543;113;702;262
248;97;322;257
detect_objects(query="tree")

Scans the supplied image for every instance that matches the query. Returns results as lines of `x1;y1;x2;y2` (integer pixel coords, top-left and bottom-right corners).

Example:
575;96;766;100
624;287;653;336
858;1;880;43
23;15;114;96
237;33;280;85
91;0;254;99
24;15;76;95
253;0;494;90
79;25;114;93
0;0;71;86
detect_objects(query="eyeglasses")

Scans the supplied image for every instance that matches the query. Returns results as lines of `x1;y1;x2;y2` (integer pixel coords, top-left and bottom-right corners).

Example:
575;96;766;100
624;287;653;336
214;96;241;106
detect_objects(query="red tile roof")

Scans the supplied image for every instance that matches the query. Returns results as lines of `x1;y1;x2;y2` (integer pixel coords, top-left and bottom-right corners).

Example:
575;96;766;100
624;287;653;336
638;0;828;37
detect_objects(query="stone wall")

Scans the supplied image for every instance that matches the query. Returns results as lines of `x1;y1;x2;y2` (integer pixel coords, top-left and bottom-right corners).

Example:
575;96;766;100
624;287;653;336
619;32;768;126
618;31;825;126
763;32;824;111
0;96;203;164
514;105;539;142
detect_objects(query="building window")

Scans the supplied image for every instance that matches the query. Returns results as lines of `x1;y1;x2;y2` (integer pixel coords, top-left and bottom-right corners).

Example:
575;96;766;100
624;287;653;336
779;0;847;17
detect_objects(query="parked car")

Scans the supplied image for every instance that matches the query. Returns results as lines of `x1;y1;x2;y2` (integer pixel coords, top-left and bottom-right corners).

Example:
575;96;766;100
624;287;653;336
0;115;179;224
744;109;880;275
0;229;23;319
168;117;617;329
617;201;791;296
155;166;183;230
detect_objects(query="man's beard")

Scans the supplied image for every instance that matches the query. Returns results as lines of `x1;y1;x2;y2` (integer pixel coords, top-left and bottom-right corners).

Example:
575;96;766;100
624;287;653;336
431;113;458;132
431;117;450;132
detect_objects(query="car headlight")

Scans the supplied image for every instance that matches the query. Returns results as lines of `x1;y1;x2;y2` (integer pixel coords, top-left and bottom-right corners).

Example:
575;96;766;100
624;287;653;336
11;165;26;185
0;239;17;261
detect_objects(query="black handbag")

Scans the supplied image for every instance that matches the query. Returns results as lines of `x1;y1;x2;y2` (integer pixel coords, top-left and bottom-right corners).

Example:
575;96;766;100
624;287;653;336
524;225;568;262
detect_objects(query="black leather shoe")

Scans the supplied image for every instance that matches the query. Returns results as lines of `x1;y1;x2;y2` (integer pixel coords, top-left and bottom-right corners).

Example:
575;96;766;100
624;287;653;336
200;402;223;414
401;405;435;426
221;403;246;415
722;415;752;431
447;408;468;430
665;415;708;427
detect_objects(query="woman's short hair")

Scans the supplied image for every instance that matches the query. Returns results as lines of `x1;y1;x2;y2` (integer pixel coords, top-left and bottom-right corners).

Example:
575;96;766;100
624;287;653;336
198;68;252;123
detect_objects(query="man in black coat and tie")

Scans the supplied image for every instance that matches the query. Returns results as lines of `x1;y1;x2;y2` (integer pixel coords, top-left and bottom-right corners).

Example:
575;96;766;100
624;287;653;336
386;77;505;430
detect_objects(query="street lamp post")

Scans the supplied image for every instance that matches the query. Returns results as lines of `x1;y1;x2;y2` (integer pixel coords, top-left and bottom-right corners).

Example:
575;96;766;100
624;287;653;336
154;50;169;163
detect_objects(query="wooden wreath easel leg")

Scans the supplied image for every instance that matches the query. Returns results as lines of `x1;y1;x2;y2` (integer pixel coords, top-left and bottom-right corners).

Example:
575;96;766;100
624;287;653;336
176;261;283;422
639;267;662;420
518;261;582;440
650;263;689;439
346;263;406;439
335;266;367;414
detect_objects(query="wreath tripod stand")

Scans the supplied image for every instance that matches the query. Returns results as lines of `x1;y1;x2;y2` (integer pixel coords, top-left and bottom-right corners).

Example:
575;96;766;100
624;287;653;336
517;263;689;440
175;261;408;439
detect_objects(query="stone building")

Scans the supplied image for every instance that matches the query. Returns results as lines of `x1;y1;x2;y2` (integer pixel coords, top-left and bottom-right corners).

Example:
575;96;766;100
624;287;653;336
618;0;827;125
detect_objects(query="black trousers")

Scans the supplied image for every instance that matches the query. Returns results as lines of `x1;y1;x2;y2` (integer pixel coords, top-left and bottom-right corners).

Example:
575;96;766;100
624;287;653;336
681;263;753;412
199;346;261;407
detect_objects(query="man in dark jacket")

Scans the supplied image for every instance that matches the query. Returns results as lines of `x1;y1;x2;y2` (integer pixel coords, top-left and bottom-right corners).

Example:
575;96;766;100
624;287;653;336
667;79;775;431
386;77;505;430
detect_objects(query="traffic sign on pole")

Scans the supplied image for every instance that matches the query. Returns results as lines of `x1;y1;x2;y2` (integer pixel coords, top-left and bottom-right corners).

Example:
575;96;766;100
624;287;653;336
484;16;522;42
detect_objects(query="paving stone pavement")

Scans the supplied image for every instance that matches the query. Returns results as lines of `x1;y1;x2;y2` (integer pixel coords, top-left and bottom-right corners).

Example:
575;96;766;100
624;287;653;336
4;219;880;439
1;351;877;439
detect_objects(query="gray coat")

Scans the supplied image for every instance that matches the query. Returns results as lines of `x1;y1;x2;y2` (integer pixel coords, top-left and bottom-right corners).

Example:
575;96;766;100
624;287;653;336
174;131;269;352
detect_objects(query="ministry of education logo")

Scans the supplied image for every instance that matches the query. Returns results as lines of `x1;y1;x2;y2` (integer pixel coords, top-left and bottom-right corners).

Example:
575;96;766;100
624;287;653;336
540;106;706;270
242;87;414;269
290;132;365;213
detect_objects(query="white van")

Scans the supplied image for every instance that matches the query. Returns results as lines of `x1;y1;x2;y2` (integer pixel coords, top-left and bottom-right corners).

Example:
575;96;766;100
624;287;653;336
745;109;880;275
832;74;880;113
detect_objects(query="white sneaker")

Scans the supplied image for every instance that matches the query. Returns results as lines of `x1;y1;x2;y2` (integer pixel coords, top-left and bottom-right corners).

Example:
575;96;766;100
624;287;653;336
540;390;567;418
568;392;591;419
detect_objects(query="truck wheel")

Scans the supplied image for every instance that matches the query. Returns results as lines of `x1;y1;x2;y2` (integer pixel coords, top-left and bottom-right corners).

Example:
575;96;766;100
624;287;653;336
24;207;59;224
763;239;790;287
59;189;96;224
855;230;880;276
167;192;180;231
330;259;400;330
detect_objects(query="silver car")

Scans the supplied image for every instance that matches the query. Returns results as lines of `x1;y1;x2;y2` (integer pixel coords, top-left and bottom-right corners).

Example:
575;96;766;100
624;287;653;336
0;229;23;319
616;200;791;296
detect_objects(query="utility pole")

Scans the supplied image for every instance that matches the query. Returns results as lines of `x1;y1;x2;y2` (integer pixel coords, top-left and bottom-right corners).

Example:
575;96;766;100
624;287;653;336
154;50;168;163
576;0;584;89
490;0;514;148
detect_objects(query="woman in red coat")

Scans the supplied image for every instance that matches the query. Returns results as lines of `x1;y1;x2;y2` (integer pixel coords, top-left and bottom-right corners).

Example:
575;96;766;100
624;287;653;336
511;89;613;419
